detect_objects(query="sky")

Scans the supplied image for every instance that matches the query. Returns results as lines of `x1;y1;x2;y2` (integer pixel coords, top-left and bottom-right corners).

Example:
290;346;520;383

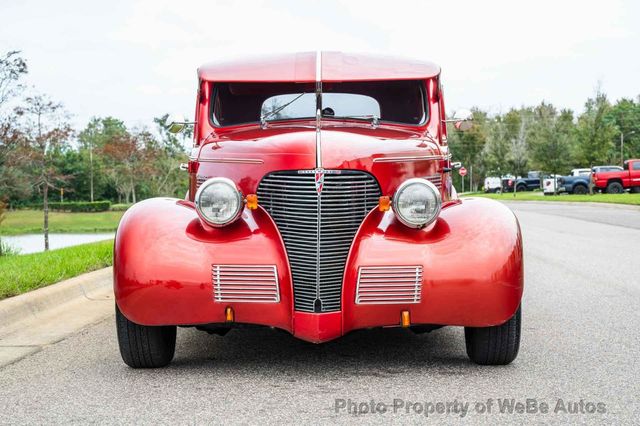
2;0;639;131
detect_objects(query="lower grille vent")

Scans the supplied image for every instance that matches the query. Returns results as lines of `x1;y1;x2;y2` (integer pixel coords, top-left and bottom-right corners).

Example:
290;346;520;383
356;266;423;304
212;264;280;302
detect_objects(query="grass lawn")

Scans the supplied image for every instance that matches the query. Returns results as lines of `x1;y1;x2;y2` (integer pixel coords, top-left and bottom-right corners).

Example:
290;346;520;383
468;192;640;206
0;210;125;236
0;239;113;300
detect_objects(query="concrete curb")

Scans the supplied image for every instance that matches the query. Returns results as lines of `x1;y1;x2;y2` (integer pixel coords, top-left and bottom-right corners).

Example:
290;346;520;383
0;267;114;367
0;268;112;334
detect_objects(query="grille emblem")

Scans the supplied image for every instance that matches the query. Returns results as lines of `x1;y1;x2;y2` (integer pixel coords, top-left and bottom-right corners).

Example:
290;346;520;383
314;168;325;193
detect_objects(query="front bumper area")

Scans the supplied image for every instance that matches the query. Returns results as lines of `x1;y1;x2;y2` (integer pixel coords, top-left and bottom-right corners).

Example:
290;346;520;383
114;197;523;343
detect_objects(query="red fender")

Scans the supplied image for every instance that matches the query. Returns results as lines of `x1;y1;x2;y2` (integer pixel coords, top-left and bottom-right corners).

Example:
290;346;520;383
342;197;523;332
114;198;294;331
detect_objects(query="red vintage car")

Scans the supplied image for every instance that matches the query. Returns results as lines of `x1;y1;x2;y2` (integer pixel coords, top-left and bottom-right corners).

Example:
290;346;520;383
114;52;523;368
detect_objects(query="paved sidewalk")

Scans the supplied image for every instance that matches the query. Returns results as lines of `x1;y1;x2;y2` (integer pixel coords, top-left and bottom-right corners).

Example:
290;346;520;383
0;268;113;367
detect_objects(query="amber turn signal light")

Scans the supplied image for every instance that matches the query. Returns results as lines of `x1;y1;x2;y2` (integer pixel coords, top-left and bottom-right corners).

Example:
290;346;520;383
225;306;234;322
401;310;410;328
378;196;391;212
246;194;258;210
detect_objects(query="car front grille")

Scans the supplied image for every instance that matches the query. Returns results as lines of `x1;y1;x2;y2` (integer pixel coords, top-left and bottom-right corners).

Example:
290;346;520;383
257;170;381;312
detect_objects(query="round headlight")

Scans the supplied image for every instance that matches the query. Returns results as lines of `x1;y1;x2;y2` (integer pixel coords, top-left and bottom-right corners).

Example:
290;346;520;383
195;177;243;227
392;178;442;228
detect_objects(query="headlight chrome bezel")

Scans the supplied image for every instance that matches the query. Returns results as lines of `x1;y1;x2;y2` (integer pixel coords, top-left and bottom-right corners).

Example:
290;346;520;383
392;178;442;228
195;177;244;227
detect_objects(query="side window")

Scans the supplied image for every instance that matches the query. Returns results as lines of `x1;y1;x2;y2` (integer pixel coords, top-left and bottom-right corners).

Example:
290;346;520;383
633;162;640;171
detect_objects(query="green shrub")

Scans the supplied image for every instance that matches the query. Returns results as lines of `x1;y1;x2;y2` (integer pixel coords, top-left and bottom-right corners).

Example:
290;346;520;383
110;203;132;211
16;201;112;212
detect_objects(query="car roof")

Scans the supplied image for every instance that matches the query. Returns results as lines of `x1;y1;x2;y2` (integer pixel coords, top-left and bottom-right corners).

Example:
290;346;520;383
198;51;441;82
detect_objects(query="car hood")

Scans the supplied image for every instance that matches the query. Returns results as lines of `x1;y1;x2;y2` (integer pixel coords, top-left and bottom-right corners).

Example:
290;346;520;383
195;127;447;196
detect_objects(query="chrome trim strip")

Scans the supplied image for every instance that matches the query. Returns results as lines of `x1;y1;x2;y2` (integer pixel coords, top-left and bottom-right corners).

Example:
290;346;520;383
315;50;322;168
373;155;447;163
198;158;264;164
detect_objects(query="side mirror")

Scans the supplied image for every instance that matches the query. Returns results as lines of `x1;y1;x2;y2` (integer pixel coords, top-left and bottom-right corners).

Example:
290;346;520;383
451;162;462;170
452;109;473;131
166;113;188;134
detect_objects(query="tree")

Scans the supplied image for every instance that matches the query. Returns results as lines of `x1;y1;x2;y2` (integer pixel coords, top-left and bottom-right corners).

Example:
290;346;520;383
448;108;488;191
482;115;511;177
77;117;129;202
100;128;158;204
146;114;190;197
529;103;574;193
575;88;617;166
0;51;29;204
0;51;27;111
607;98;640;163
14;94;73;250
502;108;532;179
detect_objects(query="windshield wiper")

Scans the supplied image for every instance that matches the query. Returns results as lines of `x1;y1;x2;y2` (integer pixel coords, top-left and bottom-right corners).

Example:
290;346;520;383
260;93;307;128
324;114;380;128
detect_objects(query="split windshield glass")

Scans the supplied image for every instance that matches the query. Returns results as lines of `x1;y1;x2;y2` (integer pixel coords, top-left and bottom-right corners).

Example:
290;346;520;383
211;80;426;126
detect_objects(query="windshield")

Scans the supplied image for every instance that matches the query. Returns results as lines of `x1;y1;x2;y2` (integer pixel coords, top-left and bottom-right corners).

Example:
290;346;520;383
211;80;426;126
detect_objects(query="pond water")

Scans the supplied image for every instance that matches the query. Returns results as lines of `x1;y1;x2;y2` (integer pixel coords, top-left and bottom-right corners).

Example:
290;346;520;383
2;233;115;255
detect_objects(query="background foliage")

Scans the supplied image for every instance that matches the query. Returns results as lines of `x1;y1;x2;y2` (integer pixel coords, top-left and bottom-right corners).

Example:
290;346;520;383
448;88;640;191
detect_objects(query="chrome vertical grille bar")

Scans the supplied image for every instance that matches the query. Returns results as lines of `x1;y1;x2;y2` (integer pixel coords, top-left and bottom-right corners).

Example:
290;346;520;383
257;170;381;312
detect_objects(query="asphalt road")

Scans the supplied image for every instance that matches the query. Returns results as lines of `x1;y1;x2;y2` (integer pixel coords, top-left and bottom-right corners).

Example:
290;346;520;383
1;201;639;424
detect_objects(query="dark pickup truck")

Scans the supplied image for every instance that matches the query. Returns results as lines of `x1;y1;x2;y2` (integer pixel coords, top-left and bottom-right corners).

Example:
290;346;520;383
557;168;591;194
502;171;541;192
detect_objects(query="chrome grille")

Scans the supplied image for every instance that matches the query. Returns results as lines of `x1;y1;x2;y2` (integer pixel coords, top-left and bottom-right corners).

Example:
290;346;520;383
212;264;280;302
356;266;423;304
257;170;381;312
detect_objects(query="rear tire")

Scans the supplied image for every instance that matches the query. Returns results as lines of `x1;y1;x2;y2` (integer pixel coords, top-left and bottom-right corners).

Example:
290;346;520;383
606;182;624;194
116;304;176;368
516;185;526;192
631;187;640;194
465;307;521;365
573;184;588;195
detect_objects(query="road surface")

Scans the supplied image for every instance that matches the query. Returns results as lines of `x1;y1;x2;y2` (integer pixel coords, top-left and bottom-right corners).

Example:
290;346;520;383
1;201;639;424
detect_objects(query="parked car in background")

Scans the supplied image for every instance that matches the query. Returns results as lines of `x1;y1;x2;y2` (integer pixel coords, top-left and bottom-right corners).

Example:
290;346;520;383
484;176;502;193
592;165;623;173
543;174;560;195
592;159;640;193
502;171;541;192
557;168;592;195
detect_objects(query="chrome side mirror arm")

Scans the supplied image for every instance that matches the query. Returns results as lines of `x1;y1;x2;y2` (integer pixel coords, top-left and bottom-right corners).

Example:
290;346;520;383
166;113;196;134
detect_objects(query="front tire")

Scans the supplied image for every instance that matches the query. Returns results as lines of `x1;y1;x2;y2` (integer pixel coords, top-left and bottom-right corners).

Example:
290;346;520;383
465;307;521;365
606;182;624;194
116;304;176;368
573;184;588;195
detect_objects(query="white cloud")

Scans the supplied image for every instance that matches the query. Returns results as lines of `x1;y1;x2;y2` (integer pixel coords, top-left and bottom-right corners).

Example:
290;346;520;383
1;0;638;129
